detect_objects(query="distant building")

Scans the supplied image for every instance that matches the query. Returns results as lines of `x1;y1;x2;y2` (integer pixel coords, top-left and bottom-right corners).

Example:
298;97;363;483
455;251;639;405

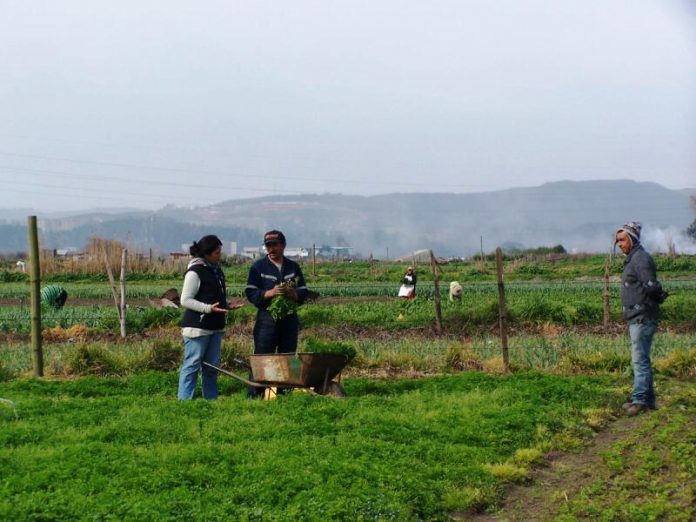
241;246;309;260
317;245;353;258
284;247;309;259
56;247;79;257
241;246;263;260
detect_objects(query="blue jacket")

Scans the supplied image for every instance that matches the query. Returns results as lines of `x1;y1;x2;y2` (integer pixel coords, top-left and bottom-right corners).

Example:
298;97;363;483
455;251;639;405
245;256;309;312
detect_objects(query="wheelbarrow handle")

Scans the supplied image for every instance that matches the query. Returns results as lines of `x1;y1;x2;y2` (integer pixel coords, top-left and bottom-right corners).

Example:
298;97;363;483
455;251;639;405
202;361;267;388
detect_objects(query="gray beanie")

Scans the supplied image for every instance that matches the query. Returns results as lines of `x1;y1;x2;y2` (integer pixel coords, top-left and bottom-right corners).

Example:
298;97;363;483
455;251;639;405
617;221;642;244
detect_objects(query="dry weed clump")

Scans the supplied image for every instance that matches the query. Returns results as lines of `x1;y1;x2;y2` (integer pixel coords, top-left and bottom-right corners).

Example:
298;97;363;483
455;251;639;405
559;351;628;374
481;356;506;374
483;462;529;483
445;342;483;371
655;347;696;379
540;322;563;338
42;324;90;342
581;407;615;431
141;340;181;371
65;343;128;376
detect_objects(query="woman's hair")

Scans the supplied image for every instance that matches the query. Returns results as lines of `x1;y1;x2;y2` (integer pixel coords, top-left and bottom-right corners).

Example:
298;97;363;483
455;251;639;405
189;235;222;257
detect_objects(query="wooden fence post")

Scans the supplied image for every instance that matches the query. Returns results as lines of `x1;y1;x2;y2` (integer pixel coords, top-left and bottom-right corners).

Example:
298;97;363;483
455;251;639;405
120;249;127;338
495;247;510;372
102;245;120;311
28;216;43;377
312;243;316;277
429;250;442;335
603;254;611;332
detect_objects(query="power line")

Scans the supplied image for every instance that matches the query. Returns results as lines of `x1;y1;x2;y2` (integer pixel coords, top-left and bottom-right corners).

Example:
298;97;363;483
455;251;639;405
0;165;301;195
0;150;501;189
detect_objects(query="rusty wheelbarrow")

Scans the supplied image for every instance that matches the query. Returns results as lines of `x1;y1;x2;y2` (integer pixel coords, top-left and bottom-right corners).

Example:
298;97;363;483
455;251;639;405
203;352;347;398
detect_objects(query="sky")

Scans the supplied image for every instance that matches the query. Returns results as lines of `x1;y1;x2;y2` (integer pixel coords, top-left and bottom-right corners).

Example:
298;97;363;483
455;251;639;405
0;0;695;211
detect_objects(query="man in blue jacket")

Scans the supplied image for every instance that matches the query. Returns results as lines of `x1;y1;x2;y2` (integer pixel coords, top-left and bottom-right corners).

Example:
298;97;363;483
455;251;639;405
616;222;667;416
245;230;309;397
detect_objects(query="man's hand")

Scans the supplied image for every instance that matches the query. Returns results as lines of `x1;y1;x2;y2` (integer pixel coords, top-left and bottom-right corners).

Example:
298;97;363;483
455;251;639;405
281;287;299;302
264;285;283;300
228;299;246;310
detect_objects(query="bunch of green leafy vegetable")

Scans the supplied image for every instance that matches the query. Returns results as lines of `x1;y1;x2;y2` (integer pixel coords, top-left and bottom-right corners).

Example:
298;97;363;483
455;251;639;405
267;280;298;321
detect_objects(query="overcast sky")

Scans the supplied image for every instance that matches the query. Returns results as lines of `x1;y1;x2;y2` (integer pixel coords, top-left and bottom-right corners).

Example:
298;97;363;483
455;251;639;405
1;0;694;211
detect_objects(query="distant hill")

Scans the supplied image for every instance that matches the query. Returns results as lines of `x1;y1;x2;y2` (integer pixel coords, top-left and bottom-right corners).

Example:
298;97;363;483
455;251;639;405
2;180;694;256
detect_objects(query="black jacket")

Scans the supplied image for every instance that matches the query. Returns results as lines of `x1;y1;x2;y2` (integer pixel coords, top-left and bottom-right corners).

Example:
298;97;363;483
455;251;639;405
245;256;309;315
620;245;663;322
181;263;227;330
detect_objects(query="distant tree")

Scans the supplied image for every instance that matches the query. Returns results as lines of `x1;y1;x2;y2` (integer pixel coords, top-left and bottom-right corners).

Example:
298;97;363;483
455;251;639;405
687;196;696;242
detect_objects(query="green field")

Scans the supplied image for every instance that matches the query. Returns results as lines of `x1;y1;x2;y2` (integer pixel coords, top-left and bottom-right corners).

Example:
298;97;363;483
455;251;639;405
1;371;629;520
1;254;694;520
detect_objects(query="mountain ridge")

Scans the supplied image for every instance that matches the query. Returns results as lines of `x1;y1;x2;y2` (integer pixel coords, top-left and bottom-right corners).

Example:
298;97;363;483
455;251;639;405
1;180;693;256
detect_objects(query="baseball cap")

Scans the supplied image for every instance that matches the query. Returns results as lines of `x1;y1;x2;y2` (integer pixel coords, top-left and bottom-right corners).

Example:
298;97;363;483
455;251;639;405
263;230;286;245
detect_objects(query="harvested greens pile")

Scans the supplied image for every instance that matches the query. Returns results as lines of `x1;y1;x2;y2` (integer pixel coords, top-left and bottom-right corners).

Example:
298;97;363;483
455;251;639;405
303;337;357;362
267;280;299;320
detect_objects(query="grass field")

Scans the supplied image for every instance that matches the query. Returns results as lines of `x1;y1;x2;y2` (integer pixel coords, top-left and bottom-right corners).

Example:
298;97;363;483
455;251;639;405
1;254;694;520
1;371;628;520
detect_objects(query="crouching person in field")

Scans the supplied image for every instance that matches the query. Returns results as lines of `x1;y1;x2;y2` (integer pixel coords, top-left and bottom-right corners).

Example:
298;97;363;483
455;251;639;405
449;281;462;301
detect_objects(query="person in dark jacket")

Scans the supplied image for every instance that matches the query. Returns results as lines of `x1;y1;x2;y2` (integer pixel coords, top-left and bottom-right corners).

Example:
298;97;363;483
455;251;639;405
616;222;667;416
178;235;243;400
245;230;309;398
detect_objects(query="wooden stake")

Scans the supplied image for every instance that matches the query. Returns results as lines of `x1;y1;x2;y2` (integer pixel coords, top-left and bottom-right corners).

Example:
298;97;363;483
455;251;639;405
495;248;510;372
120;249;127;338
603;254;611;332
102;245;120;313
28;216;43;377
430;250;442;335
312;243;316;277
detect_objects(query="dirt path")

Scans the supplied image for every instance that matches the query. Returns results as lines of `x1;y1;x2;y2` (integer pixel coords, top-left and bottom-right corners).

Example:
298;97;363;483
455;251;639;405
463;382;696;521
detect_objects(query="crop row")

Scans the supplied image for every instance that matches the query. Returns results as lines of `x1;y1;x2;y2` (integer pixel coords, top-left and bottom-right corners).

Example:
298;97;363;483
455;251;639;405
1;280;694;300
1;288;693;334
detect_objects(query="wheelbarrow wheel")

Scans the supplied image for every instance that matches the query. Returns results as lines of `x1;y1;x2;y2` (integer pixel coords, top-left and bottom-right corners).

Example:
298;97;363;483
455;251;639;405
315;381;346;398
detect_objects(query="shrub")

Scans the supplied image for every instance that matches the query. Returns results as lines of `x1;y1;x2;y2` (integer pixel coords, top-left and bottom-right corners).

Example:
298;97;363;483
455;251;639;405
65;344;127;376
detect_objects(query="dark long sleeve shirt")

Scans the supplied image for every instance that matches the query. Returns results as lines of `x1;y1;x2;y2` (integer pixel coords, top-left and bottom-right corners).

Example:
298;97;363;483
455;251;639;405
245;256;309;310
621;245;663;322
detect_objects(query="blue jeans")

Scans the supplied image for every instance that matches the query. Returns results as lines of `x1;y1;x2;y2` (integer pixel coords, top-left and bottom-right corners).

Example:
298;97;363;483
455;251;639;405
628;320;657;407
253;312;300;355
248;312;300;398
178;332;222;400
